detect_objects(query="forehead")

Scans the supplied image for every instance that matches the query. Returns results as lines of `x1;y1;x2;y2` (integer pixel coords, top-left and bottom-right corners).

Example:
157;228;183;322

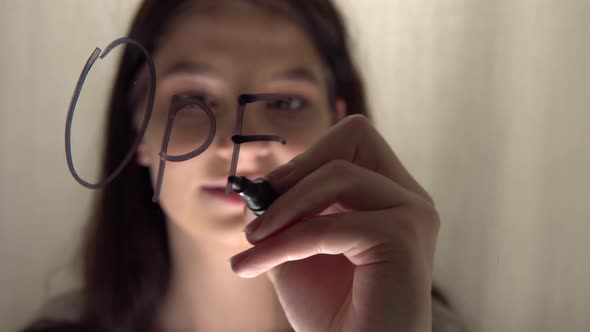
153;4;328;88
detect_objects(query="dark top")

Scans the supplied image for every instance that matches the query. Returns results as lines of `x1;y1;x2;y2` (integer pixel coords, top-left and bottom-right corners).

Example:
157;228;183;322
31;289;468;332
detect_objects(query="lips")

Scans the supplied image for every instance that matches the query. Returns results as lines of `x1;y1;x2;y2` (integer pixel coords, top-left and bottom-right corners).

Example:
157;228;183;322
201;182;230;190
201;187;246;205
202;174;265;190
200;174;266;207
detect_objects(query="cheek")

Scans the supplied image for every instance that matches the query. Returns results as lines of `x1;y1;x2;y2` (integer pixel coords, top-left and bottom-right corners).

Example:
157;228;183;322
288;108;333;144
270;110;333;161
150;158;204;222
135;92;175;150
137;106;171;164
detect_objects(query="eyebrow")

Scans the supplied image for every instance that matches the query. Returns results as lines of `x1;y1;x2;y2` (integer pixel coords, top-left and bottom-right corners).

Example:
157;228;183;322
161;63;320;86
270;67;320;85
131;63;320;103
160;62;223;80
131;62;221;103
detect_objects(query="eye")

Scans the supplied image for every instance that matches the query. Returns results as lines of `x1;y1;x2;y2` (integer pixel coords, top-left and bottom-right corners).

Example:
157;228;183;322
175;92;218;109
266;97;308;111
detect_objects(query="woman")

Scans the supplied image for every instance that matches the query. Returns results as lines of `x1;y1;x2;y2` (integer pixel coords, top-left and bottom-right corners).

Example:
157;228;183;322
25;0;466;331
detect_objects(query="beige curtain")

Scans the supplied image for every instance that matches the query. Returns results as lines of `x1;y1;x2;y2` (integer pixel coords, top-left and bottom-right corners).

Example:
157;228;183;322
1;1;589;331
337;1;590;331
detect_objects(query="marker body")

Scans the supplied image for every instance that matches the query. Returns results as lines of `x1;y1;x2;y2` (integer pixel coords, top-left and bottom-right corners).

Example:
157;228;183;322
228;176;280;216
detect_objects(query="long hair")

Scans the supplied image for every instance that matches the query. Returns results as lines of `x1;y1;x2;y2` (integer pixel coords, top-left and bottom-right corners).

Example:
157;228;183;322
23;1;453;331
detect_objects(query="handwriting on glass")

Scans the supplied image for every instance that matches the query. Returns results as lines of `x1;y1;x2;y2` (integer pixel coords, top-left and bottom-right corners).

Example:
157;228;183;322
65;37;294;202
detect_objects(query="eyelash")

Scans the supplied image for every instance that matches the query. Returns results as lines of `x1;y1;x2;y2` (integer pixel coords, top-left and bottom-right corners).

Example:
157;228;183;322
174;91;217;109
265;96;309;112
172;91;310;112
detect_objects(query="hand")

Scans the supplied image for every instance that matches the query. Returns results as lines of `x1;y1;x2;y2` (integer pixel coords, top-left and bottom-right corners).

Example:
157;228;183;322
229;115;440;332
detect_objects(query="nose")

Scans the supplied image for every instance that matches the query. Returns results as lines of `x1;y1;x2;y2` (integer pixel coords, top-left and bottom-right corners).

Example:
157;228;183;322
212;101;272;165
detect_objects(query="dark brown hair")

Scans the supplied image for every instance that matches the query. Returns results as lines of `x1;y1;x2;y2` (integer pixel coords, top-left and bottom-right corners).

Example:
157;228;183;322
24;1;452;331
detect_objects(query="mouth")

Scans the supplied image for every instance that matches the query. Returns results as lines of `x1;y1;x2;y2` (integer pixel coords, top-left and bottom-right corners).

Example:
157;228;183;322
201;186;246;206
201;174;265;206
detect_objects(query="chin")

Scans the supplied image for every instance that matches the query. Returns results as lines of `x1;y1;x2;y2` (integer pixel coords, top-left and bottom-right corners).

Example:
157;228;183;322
220;229;251;248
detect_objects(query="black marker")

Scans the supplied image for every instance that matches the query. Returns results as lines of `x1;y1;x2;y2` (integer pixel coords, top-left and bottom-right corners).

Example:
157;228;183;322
228;176;280;216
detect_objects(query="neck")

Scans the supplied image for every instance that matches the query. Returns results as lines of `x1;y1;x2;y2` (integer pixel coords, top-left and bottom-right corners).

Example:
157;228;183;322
157;221;291;332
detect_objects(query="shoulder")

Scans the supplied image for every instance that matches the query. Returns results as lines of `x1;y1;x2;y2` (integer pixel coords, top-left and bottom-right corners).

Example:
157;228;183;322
34;290;82;322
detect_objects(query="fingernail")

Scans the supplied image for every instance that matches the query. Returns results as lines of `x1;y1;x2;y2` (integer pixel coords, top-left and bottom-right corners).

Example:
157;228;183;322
242;216;263;235
265;160;295;182
229;250;252;267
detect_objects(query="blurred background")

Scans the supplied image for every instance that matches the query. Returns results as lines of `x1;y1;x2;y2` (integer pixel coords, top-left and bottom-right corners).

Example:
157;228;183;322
1;0;589;331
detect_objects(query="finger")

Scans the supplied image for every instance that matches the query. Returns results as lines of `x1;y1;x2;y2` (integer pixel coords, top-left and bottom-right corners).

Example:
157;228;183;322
243;201;258;227
245;160;414;243
231;210;402;278
263;114;432;203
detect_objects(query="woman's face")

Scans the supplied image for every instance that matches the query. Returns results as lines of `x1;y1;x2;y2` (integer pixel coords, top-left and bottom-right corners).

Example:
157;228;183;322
135;3;345;247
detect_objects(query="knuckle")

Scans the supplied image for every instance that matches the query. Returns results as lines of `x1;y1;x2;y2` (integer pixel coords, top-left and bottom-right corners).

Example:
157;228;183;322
385;199;440;247
393;214;421;244
421;192;436;206
344;113;370;128
410;197;441;233
342;114;375;148
323;159;354;176
343;114;372;136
